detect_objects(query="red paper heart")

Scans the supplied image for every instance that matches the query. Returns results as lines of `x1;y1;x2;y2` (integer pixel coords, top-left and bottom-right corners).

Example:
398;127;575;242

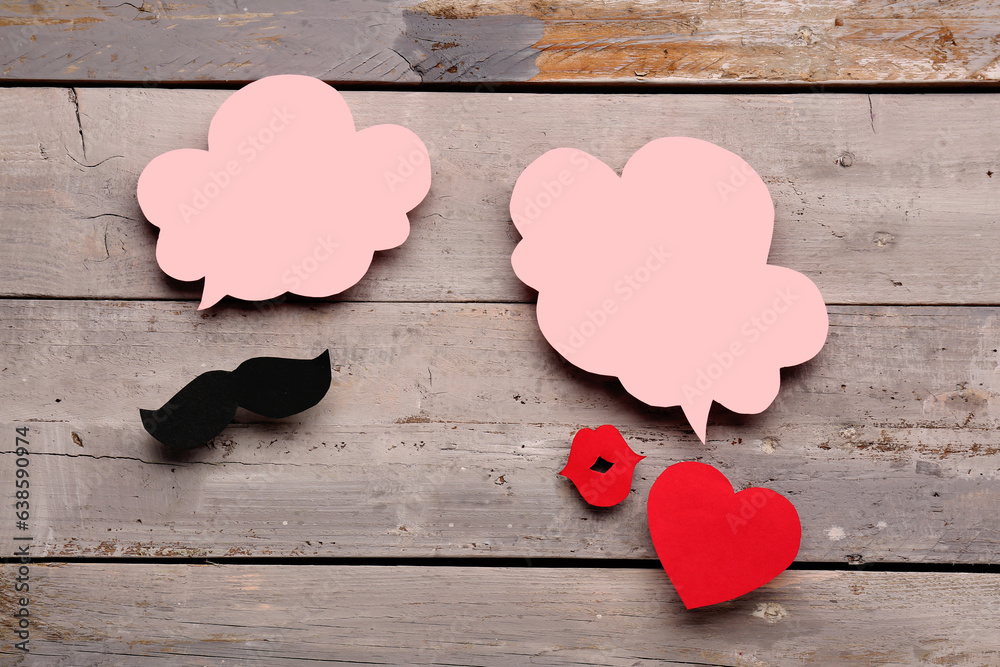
647;461;801;609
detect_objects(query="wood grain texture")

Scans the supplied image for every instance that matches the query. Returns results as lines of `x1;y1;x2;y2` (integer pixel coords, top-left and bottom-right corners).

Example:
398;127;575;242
1;2;997;656
1;300;998;562
1;0;999;84
1;88;999;304
1;564;997;665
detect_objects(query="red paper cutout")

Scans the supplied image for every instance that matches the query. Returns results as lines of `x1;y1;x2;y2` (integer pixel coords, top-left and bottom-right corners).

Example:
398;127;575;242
559;425;645;507
647;461;800;609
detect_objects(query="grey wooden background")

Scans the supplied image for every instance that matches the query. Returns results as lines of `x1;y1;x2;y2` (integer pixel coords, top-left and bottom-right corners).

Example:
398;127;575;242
1;1;999;665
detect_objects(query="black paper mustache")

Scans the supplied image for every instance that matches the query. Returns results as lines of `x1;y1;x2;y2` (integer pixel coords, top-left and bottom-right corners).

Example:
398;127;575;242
140;350;332;450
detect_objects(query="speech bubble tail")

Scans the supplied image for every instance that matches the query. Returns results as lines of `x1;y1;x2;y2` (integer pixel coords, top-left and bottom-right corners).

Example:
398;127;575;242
681;398;713;444
198;279;226;310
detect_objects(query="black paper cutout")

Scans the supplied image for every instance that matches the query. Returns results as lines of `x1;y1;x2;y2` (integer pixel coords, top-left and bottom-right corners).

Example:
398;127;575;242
140;350;331;450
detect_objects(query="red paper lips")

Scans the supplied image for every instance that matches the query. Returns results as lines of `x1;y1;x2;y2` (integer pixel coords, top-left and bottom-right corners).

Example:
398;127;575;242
647;461;801;609
559;425;645;507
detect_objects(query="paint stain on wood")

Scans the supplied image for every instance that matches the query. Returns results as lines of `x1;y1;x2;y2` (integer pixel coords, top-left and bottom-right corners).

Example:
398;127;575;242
2;0;999;82
396;8;542;81
407;0;1000;83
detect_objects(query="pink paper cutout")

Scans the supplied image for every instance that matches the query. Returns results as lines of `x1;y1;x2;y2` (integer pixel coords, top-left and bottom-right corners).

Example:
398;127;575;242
647;461;801;609
509;138;829;442
559;425;645;507
137;75;431;309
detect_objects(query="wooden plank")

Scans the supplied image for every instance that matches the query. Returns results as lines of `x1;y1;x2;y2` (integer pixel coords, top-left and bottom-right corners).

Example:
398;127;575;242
1;564;998;664
1;300;998;561
1;1;1000;84
1;88;999;305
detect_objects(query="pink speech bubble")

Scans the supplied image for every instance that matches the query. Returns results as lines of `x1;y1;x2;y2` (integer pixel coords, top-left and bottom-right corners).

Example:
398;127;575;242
137;75;431;309
510;138;829;442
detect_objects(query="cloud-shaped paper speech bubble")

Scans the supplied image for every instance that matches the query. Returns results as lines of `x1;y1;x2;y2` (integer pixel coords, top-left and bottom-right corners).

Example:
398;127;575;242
137;75;431;309
510;138;828;442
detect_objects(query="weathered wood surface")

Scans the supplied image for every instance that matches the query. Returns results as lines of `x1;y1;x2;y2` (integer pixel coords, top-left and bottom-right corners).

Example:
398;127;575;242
1;5;997;661
2;0;1000;85
1;300;998;562
0;565;997;665
1;88;999;305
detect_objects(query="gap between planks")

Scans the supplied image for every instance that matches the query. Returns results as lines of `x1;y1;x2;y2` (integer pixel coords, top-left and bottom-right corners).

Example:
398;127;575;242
3;556;1000;574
